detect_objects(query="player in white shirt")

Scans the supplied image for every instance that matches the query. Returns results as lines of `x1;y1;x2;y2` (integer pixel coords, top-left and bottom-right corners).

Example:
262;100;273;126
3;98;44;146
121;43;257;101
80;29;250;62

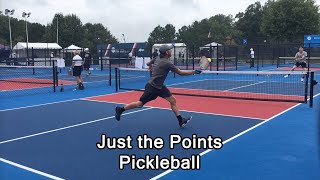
250;48;254;68
71;50;84;90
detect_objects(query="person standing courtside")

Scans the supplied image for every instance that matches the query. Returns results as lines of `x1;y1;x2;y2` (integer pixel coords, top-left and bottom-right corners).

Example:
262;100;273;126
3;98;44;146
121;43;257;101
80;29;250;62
250;48;254;68
71;50;85;90
83;48;92;77
152;49;159;61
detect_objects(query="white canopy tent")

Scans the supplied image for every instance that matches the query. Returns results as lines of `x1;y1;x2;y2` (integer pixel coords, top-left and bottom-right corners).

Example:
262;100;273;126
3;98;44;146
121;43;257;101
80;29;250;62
13;42;62;50
64;44;83;52
12;42;62;58
201;42;223;58
152;43;187;60
204;42;222;47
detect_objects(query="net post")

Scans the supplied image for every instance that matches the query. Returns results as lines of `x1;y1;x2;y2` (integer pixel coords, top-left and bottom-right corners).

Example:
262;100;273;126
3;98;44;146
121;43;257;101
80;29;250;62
100;49;103;71
32;47;35;74
257;45;260;73
174;45;176;78
31;47;34;66
186;46;189;70
118;49;121;67
115;67;118;92
276;44;280;68
55;65;58;87
192;45;195;70
216;44;219;72
310;71;315;108
305;71;309;104
109;50;112;86
209;44;212;71
308;43;311;72
235;46;238;70
27;43;30;66
223;45;226;71
52;60;56;92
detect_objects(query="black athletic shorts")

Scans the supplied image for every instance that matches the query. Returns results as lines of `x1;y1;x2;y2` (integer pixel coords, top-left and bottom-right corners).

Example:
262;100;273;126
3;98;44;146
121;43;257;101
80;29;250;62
295;62;307;68
139;83;172;105
73;66;82;76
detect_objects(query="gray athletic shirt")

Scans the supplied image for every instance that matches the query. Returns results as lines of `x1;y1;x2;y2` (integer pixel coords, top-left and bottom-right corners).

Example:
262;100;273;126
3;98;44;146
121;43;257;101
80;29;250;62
148;58;178;89
295;51;307;63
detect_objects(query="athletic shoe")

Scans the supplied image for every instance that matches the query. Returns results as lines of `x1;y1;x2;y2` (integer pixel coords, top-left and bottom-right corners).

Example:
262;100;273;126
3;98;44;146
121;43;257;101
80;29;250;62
179;116;192;128
115;106;123;121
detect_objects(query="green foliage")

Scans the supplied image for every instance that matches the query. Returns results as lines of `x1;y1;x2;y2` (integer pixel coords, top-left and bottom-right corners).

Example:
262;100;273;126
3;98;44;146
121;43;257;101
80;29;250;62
261;0;320;43
235;1;265;43
148;24;176;45
176;14;241;48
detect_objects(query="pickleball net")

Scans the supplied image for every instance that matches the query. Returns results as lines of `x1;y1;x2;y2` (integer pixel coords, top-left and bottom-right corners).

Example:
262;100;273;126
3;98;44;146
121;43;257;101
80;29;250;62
115;67;315;104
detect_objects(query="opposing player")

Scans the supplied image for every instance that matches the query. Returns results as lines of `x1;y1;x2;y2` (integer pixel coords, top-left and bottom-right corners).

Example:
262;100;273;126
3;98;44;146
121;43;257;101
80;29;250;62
284;46;308;82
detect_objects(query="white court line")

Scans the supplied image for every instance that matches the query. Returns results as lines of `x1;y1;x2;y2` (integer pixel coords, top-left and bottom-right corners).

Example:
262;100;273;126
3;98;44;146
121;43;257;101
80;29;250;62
0;107;153;144
225;81;266;91
0;91;131;112
0;158;64;180
0;85;55;92
83;99;266;121
149;93;320;180
167;79;210;87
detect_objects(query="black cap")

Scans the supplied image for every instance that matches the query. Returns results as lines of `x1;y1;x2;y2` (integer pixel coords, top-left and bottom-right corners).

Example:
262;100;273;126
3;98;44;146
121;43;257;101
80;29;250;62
159;44;174;54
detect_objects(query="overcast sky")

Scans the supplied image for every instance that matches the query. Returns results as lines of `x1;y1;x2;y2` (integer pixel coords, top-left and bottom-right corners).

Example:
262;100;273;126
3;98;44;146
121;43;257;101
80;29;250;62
2;0;320;43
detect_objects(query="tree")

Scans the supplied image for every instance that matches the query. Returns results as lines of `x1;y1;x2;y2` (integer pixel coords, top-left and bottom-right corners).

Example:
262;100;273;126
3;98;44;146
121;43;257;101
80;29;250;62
147;24;176;45
176;14;241;48
261;0;320;43
43;13;118;52
82;22;118;52
235;1;266;44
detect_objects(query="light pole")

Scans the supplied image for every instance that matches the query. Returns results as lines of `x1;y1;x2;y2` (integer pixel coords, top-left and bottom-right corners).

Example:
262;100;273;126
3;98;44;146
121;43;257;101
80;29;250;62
22;12;31;63
5;9;14;54
56;16;59;44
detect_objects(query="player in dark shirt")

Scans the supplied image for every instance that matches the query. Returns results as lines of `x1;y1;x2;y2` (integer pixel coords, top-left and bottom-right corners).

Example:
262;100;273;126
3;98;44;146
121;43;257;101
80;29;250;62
83;48;92;76
115;44;202;128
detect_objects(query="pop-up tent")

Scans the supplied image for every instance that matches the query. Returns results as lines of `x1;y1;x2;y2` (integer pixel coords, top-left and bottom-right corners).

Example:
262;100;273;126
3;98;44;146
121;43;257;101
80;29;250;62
12;42;62;58
13;42;62;50
152;43;187;60
204;42;222;47
64;44;83;52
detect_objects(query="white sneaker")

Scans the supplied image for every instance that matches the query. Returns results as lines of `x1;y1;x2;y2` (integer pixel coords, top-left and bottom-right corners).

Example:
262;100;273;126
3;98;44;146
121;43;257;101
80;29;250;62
284;75;289;78
301;78;304;82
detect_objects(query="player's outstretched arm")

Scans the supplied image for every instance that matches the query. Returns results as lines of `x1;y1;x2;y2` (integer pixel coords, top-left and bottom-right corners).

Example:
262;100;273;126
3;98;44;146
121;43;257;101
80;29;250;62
175;69;201;76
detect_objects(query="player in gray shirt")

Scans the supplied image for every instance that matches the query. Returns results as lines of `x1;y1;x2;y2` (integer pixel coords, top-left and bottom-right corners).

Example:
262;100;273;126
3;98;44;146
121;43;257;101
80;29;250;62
115;44;202;128
284;46;308;81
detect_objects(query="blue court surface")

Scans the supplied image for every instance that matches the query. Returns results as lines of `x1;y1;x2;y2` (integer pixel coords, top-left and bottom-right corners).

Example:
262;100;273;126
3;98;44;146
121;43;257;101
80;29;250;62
0;66;320;180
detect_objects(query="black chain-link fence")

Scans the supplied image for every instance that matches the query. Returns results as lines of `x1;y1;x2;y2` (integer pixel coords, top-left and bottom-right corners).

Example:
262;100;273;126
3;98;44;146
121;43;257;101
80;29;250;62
1;43;319;99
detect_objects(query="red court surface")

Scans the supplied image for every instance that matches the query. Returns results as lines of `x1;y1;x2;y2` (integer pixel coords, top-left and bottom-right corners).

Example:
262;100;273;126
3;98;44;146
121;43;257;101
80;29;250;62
0;78;74;91
168;87;304;102
84;91;298;120
277;67;320;71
